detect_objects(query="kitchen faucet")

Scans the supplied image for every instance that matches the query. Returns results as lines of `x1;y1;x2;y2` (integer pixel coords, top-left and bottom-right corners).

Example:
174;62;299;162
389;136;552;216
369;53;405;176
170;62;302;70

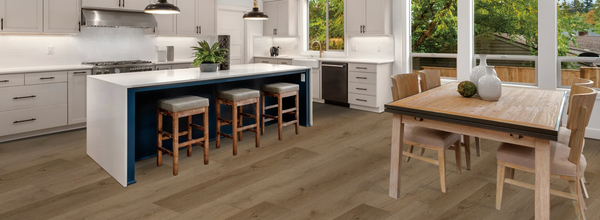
311;41;324;58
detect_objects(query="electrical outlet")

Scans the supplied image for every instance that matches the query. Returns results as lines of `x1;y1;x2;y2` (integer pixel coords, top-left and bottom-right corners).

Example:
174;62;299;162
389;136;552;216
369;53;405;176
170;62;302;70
47;45;54;55
377;45;382;52
352;45;358;51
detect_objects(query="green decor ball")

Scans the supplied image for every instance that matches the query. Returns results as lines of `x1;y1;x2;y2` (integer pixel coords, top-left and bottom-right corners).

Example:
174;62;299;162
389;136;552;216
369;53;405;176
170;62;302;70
457;81;477;98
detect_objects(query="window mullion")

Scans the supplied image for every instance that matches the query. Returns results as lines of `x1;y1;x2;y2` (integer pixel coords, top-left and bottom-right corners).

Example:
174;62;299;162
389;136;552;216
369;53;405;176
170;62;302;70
326;0;330;51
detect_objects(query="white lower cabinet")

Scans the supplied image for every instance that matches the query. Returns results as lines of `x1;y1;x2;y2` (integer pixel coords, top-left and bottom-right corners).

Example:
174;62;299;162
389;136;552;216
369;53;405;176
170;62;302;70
0;104;67;136
311;69;321;100
346;62;392;113
0;83;67;112
68;70;90;124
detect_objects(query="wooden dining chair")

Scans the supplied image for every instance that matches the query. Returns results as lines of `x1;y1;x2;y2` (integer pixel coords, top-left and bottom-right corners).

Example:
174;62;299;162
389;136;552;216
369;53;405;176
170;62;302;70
495;85;597;220
391;73;470;193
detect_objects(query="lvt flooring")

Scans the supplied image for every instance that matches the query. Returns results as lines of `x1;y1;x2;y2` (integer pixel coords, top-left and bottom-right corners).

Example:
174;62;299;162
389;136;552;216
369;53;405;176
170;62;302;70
0;103;599;220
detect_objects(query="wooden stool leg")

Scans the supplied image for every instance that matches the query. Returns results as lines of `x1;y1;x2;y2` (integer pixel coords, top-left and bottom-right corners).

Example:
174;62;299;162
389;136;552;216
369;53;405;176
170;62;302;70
157;110;163;166
238;106;243;141
261;92;266;135
255;101;260;148
216;101;221;149
187;115;192;157
232;103;238;156
203;107;209;165
294;92;299;135
172;113;179;176
277;94;283;141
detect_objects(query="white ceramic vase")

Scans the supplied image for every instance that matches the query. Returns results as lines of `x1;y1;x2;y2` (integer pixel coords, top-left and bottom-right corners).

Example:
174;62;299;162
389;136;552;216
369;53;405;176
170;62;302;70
478;66;502;101
470;54;493;88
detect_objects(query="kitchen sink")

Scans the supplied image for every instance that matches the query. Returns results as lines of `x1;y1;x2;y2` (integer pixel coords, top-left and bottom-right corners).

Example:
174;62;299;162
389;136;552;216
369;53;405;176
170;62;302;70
292;58;320;69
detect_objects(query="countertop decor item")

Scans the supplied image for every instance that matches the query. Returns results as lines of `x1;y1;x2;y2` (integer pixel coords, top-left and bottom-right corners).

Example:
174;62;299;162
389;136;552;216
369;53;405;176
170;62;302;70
218;35;231;70
470;54;490;88
478;66;502;101
166;46;174;61
243;0;269;20
144;0;180;14
191;40;228;72
457;81;477;97
158;50;167;62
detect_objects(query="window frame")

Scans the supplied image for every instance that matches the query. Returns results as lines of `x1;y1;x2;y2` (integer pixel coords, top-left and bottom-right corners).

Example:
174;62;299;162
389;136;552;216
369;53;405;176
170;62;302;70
306;0;345;52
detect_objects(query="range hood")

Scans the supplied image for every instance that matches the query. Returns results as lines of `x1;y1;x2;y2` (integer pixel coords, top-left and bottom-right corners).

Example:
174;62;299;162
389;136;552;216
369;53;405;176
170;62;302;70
81;9;157;28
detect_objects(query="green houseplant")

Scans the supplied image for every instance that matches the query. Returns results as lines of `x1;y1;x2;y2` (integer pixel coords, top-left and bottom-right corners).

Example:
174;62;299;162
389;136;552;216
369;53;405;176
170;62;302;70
191;40;228;72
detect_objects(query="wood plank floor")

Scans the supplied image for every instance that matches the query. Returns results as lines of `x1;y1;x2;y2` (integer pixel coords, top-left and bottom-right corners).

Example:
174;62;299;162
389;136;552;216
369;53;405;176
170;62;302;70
0;103;599;220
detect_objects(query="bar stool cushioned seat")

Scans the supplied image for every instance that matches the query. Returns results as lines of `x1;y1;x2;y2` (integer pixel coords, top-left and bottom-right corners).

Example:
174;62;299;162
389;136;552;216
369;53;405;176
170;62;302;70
158;96;209;112
404;124;462;149
217;88;260;101
497;142;587;177
261;83;300;94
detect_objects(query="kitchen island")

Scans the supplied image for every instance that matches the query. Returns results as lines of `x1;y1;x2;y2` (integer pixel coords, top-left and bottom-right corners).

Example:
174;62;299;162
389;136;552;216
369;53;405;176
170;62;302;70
86;64;312;187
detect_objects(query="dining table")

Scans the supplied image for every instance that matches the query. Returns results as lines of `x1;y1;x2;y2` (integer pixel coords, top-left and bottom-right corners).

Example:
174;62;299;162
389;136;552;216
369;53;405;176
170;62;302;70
385;82;567;220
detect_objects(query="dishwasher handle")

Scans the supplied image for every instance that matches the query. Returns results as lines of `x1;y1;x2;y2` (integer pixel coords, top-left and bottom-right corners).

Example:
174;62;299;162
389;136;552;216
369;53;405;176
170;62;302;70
322;64;346;68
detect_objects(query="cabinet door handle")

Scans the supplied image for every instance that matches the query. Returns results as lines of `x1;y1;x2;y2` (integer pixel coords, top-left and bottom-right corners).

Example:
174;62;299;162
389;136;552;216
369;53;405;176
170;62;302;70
356;99;367;102
196;26;199;34
73;71;88;74
356;67;367;70
14;118;36;124
40;77;55;80
122;0;125;7
356;77;367;79
356;88;367;91
0;80;9;82
1;18;4;30
153;28;156;33
262;61;269;63
78;21;81;32
281;62;287;64
118;0;121;7
199;26;202;34
13;95;36;100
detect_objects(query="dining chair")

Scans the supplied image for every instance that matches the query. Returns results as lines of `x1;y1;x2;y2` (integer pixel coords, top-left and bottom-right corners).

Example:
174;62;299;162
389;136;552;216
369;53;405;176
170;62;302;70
406;70;482;170
391;73;469;193
495;85;597;220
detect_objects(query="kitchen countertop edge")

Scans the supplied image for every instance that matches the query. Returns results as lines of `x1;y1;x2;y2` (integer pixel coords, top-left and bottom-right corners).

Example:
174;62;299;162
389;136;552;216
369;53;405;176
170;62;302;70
253;56;395;64
0;65;94;75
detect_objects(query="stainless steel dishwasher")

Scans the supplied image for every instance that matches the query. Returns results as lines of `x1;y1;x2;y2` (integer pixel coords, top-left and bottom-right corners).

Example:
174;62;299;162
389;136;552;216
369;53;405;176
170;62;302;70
321;62;349;106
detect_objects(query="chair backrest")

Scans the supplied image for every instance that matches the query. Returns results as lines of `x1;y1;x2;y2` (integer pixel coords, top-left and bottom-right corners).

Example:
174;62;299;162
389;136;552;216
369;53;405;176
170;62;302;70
566;85;597;168
418;69;442;92
568;77;594;115
391;74;420;101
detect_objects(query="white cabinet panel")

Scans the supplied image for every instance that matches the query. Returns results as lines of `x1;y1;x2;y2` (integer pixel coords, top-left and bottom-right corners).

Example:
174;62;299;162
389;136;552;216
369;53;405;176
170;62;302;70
176;0;198;35
255;58;276;64
0;104;68;136
0;0;43;33
263;2;277;36
348;71;377;84
0;83;67;112
348;82;377;96
82;0;120;9
348;93;376;107
311;69;321;100
44;0;81;33
0;74;24;88
345;0;364;35
197;0;215;35
364;0;386;35
122;0;149;11
263;0;296;37
349;63;377;73
24;71;68;85
176;0;216;36
68;70;89;124
153;13;176;35
277;59;292;65
345;0;390;35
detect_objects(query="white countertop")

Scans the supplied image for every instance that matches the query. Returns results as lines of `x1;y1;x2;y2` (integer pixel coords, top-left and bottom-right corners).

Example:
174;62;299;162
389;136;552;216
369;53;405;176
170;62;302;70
153;59;195;65
89;63;311;88
0;65;93;75
253;55;394;64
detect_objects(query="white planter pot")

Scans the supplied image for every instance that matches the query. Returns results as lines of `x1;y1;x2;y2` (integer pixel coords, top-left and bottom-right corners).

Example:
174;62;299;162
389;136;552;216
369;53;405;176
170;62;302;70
478;66;502;101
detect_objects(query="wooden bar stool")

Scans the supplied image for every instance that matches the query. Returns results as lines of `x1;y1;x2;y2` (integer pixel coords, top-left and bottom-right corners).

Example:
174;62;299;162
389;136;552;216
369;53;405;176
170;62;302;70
216;88;260;155
260;83;300;140
157;95;210;176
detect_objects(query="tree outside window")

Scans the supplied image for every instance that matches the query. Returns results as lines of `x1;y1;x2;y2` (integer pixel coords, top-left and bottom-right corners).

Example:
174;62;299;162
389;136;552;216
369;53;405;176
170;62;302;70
308;0;344;51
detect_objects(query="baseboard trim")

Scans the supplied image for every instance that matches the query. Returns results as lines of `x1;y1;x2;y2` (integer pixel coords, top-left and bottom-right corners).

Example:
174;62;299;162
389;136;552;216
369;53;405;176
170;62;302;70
0;123;86;143
586;127;600;140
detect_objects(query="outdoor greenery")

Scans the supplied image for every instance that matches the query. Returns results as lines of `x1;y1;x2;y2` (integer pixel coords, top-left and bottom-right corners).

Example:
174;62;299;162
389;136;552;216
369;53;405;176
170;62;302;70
191;41;228;66
308;0;344;51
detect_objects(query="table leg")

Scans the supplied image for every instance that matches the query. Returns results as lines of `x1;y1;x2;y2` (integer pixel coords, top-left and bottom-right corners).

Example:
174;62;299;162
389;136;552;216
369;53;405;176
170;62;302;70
390;114;404;199
535;139;551;220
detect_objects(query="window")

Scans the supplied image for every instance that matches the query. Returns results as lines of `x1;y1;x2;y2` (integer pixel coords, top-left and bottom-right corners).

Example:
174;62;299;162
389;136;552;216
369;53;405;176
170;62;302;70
411;0;458;79
557;0;600;89
308;0;344;51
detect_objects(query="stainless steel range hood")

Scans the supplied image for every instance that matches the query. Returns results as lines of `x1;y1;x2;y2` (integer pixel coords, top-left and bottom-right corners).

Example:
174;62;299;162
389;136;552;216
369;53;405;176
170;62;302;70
81;9;157;28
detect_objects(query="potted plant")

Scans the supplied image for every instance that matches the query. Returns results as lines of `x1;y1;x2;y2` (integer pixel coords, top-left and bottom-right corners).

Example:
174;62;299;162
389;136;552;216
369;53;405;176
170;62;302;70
191;40;228;72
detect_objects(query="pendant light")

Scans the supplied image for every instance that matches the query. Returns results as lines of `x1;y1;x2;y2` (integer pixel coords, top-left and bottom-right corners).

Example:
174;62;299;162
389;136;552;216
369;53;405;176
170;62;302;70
144;0;180;14
243;0;269;20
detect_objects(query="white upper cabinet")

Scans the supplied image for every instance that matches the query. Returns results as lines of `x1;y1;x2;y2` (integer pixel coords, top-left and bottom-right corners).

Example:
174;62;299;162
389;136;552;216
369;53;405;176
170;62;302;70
345;0;391;36
176;0;216;36
263;0;297;37
122;0;150;11
82;0;148;11
44;0;81;33
0;0;43;33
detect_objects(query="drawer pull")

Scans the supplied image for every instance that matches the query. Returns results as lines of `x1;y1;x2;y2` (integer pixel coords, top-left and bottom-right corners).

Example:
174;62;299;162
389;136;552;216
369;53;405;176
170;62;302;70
13;95;36;100
356;99;367;102
356;77;367;79
356;67;368;70
73;71;88;74
40;77;56;80
281;62;288;64
0;80;9;82
356;88;367;91
14;118;36;124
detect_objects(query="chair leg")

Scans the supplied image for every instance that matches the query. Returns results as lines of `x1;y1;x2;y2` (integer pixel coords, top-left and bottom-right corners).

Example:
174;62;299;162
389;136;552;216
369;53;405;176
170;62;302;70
277;94;283;141
437;150;447;193
454;140;462;174
203;108;209;165
569;180;585;220
261;92;266;135
581;177;589;199
238;106;243;141
216;101;221;149
496;164;506;210
475;137;481;157
172;113;179;176
406;145;414;162
580;178;588;211
187;115;192;157
232;103;238;156
294;92;299;135
254;101;260;148
157;110;163;166
463;135;471;170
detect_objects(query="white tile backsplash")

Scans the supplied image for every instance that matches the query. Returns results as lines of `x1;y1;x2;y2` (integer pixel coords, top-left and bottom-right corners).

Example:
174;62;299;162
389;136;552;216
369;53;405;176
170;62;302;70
0;27;213;68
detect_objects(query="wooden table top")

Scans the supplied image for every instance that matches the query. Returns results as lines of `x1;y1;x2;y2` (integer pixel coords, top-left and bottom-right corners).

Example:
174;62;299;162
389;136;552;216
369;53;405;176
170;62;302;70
385;82;567;140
